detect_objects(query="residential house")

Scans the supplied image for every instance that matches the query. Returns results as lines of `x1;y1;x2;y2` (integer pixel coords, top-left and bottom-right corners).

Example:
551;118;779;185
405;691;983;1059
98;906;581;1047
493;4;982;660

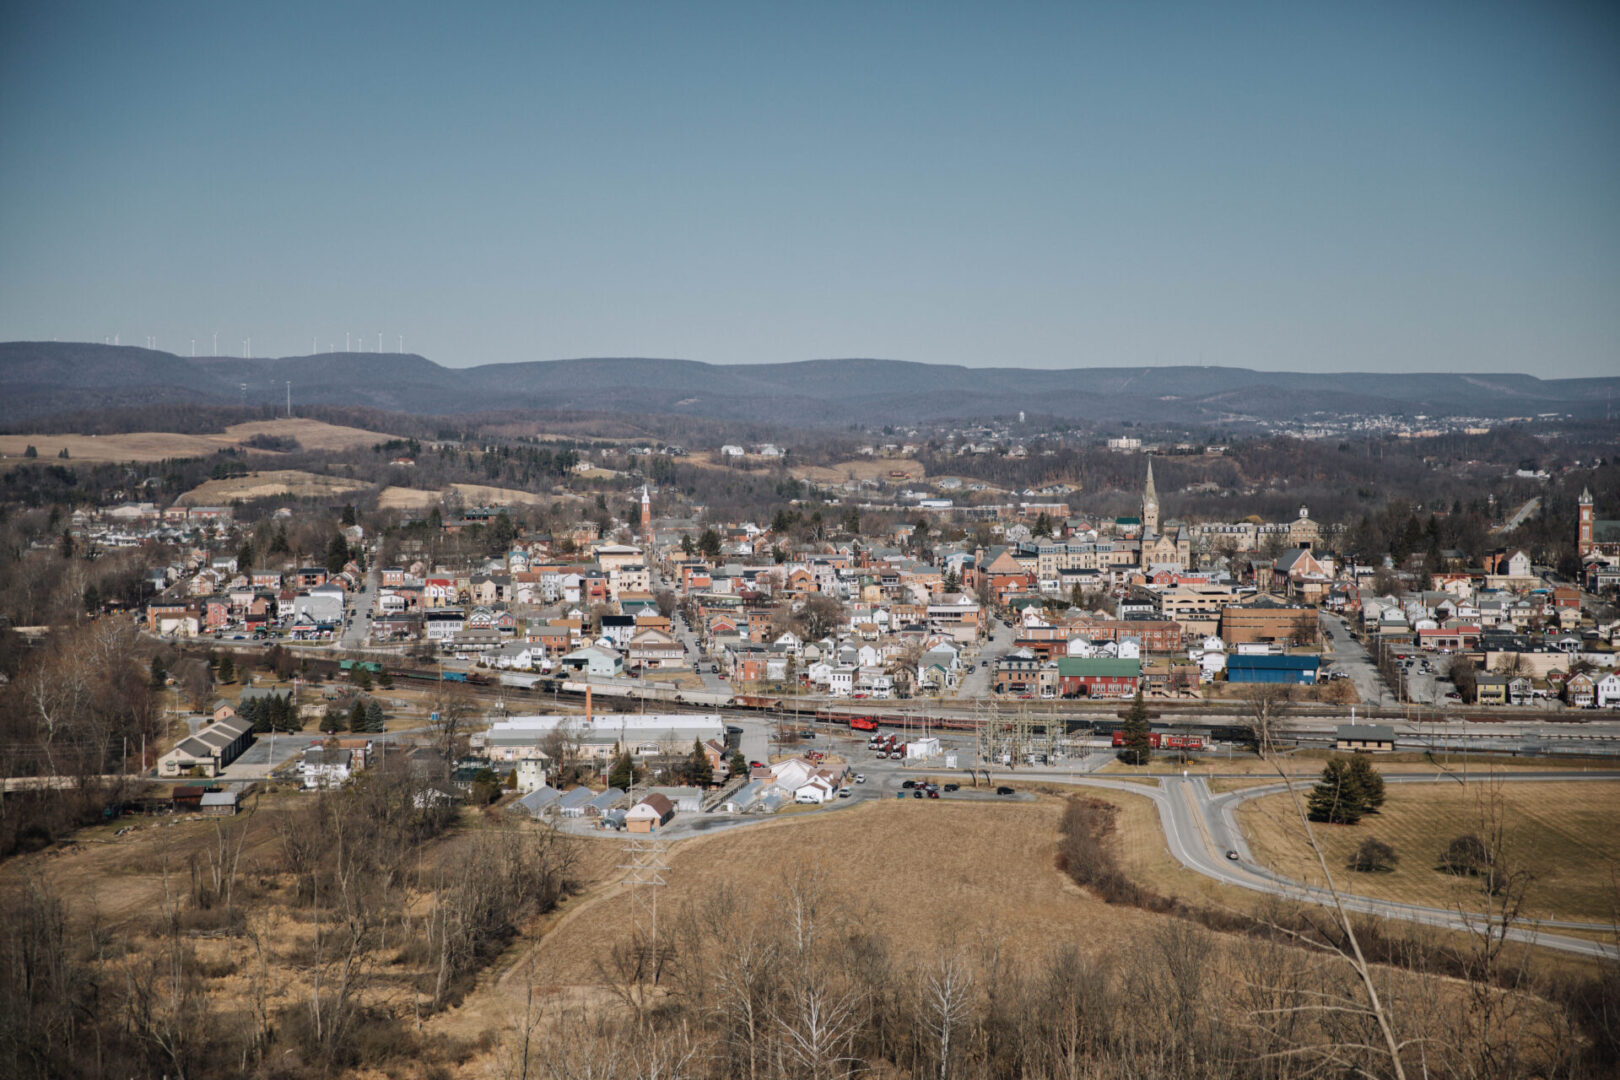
627;792;676;832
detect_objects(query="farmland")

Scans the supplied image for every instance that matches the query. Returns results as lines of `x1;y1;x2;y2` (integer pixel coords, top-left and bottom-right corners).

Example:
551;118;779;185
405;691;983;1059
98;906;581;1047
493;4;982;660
376;482;569;510
177;469;372;504
0;418;398;465
1238;777;1620;924
789;456;927;484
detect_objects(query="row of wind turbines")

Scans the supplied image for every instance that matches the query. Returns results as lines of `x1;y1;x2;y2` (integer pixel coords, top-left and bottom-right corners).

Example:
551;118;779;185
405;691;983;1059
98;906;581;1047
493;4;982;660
104;332;408;358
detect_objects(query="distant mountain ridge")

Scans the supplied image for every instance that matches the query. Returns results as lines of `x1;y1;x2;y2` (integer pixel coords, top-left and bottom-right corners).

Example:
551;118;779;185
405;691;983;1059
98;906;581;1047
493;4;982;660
2;341;1616;428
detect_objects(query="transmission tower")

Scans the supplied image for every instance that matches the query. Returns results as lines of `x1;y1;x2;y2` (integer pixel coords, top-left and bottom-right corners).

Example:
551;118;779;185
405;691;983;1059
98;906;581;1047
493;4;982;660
618;836;670;986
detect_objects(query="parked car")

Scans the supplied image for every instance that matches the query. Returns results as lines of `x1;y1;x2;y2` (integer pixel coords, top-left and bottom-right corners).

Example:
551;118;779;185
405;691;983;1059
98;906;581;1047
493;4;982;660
901;779;916;789
854;773;866;783
927;789;940;799
943;783;959;792
995;786;1015;796
838;787;852;798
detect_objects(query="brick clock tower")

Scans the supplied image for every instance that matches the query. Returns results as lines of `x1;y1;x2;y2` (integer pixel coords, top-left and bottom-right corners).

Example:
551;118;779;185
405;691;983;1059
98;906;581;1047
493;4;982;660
1578;487;1594;556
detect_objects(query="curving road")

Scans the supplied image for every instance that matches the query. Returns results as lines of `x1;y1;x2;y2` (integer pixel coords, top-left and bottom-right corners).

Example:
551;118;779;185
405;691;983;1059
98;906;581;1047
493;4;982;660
1041;770;1620;959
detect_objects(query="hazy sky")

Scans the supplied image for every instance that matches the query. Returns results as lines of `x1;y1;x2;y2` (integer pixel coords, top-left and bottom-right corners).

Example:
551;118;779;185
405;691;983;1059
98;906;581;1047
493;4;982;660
2;2;1617;376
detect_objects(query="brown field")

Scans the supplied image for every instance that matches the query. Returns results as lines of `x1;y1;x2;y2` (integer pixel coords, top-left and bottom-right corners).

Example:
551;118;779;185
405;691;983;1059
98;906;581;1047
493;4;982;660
376;482;566;510
177;469;372;504
1239;778;1620;924
440;794;1164;1033
0;418;398;466
789;456;927;484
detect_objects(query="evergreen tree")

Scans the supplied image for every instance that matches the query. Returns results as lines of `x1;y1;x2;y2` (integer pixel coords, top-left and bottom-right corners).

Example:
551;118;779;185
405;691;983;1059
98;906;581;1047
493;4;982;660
349;698;368;732
1306;758;1366;824
341;503;357;527
1034;512;1052;538
216;653;236;683
680;533;695;556
731;749;749;778
237;539;254;571
321;704;346;734
59;530;74;560
608;749;634;791
698;526;722;559
352;666;373;690
269;524;290;555
22;445;36;458
150;654;168;689
272;694;300;732
325;534;350;575
1346;755;1385;812
237;697;265;731
688;738;714;787
1118;690;1152;765
365;700;385;733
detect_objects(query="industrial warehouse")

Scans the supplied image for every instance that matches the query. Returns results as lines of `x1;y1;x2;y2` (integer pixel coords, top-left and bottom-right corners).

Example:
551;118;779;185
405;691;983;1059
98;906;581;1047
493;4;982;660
475;713;730;762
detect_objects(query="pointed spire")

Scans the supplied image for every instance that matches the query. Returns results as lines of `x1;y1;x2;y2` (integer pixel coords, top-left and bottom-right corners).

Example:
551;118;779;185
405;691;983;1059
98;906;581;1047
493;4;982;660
1144;456;1158;502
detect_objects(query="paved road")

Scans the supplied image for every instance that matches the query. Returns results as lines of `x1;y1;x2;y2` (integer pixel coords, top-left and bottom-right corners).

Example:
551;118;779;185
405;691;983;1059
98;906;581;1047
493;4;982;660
1497;497;1540;534
1319;612;1397;708
955;620;1016;698
1055;770;1620;959
651;570;732;694
339;565;380;649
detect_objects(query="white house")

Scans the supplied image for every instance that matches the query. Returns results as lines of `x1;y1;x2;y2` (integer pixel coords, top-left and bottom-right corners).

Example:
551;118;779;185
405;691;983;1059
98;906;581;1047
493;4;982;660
1597;672;1620;709
302;747;353;790
828;665;857;697
794;776;837;804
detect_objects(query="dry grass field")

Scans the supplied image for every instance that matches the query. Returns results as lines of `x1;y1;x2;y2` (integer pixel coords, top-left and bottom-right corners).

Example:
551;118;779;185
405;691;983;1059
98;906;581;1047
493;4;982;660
436;794;1165;1036
1238;779;1620;924
376;483;564;510
0;418;397;465
789;457;927;484
177;469;372;504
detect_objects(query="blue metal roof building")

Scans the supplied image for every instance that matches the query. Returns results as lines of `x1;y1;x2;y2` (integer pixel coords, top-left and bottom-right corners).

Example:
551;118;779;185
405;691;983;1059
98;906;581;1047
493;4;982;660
1227;654;1320;685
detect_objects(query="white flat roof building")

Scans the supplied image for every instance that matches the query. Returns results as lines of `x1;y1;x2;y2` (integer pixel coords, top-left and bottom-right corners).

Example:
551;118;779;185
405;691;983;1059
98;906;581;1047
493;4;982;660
479;713;725;760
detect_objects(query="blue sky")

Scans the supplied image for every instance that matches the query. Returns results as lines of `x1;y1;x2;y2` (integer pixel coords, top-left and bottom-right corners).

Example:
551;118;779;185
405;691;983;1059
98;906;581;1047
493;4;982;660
1;1;1617;375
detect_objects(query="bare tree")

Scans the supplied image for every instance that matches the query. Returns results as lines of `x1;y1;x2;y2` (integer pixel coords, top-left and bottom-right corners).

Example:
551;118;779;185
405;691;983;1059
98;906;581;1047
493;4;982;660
1241;683;1294;757
921;944;975;1080
429;681;479;771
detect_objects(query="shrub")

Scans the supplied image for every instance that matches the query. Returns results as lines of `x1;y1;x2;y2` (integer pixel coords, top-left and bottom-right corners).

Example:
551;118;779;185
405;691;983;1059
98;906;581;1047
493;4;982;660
1440;833;1491;876
1348;838;1398;872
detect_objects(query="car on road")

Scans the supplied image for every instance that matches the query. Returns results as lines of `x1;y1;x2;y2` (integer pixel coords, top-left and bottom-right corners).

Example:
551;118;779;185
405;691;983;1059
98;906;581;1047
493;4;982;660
838;787;852;798
901;779;916;789
854;773;866;783
995;786;1015;795
1225;850;1239;861
943;783;959;792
